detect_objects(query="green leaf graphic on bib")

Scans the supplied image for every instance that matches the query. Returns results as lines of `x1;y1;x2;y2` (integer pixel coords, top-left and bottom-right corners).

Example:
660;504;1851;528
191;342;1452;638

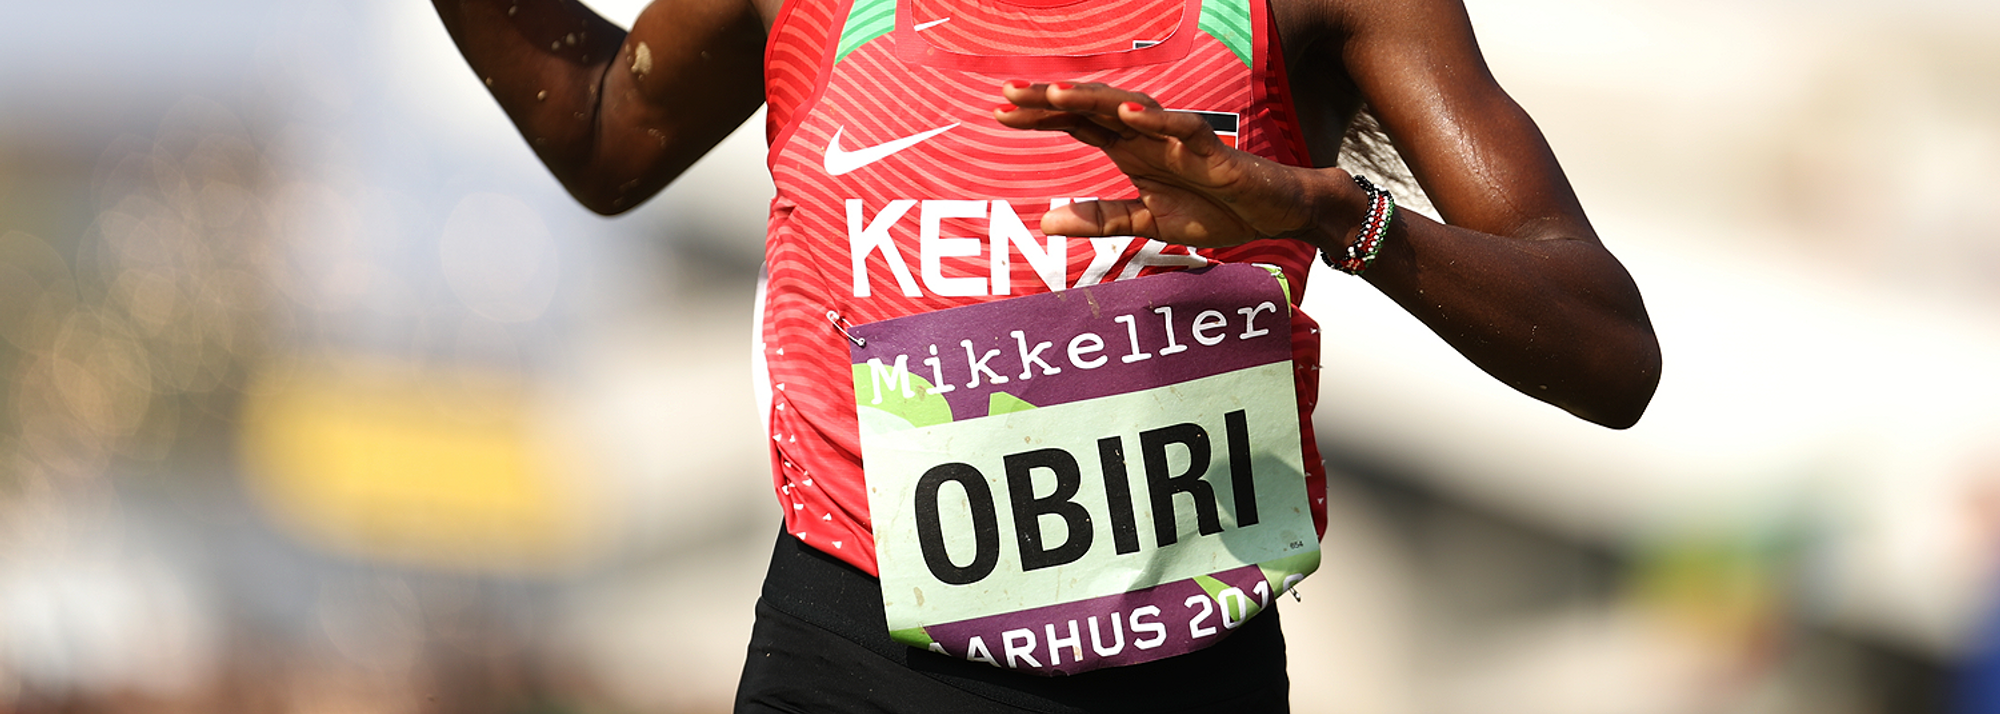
1254;263;1292;304
1194;574;1261;622
987;392;1037;416
1258;551;1321;593
889;626;935;648
853;363;953;431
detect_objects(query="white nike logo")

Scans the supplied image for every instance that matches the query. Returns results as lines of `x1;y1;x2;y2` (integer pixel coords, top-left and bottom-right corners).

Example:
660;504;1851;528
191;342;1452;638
914;17;951;30
823;123;959;176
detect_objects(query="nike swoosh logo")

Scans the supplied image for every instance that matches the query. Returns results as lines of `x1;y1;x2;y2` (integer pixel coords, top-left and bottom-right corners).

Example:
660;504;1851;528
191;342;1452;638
823;123;959;176
914;17;951;30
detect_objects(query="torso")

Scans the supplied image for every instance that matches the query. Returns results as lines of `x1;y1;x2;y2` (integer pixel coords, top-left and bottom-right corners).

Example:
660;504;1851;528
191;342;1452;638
755;0;1329;575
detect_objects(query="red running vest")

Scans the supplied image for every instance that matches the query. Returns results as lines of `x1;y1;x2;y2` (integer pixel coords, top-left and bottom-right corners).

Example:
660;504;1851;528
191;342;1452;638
758;0;1327;575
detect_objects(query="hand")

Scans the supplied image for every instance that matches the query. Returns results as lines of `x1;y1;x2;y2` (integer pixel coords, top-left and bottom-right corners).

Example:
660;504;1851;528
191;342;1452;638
994;80;1341;249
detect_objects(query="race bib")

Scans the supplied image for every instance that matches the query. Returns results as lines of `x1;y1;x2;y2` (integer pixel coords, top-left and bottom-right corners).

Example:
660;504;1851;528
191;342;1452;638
848;263;1320;675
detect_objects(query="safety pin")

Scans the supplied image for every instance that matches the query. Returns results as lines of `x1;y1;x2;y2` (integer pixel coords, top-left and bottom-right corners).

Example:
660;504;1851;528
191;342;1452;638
826;310;864;347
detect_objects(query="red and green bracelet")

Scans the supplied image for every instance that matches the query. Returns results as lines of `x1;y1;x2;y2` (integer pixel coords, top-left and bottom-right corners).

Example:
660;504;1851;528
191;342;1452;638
1325;174;1396;275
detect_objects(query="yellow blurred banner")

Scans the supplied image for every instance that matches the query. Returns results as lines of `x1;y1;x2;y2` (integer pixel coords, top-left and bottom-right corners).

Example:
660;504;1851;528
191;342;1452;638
237;356;600;574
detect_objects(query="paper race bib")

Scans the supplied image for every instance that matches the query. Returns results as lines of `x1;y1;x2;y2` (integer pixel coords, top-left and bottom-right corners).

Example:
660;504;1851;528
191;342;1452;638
848;263;1320;675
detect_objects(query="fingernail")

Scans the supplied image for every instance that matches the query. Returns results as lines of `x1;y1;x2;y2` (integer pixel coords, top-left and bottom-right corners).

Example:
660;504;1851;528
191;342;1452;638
1121;101;1145;113
996;104;1017;113
1004;79;1030;89
1053;82;1075;90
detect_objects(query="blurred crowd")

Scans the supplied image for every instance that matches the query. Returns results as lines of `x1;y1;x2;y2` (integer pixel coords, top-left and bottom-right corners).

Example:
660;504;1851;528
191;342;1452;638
3;0;1999;712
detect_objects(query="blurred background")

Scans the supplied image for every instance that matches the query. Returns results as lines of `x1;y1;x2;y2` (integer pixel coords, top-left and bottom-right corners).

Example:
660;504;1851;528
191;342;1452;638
2;0;1997;711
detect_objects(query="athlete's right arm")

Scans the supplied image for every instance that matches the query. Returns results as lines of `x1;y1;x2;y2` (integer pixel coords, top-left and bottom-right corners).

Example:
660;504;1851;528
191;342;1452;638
432;0;770;214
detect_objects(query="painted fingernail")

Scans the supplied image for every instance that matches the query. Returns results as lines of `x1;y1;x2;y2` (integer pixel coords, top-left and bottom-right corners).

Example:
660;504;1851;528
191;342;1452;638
1121;101;1145;113
1053;82;1075;90
1004;79;1030;89
996;104;1017;113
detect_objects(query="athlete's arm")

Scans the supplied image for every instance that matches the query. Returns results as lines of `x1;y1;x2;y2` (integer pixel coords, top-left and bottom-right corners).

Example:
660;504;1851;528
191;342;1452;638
432;0;771;214
997;0;1661;429
1307;0;1660;429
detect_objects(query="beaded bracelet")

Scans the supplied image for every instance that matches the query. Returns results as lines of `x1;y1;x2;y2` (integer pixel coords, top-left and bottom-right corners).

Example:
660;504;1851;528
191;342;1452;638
1323;174;1396;275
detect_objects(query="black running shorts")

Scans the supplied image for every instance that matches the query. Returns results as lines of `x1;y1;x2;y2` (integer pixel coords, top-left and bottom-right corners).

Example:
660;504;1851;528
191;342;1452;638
733;528;1291;713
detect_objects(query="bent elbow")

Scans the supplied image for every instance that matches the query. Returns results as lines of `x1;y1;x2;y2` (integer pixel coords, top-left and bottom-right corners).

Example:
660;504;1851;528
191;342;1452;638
1570;338;1662;430
565;179;649;217
544;153;661;216
576;195;638;216
1579;391;1652;430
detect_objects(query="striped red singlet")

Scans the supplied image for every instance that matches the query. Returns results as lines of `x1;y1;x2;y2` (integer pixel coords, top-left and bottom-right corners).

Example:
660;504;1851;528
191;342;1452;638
758;0;1327;575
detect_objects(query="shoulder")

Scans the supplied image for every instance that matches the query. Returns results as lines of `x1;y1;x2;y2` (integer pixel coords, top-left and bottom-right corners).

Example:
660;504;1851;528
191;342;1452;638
1271;0;1481;60
1270;0;1339;54
1271;0;1495;112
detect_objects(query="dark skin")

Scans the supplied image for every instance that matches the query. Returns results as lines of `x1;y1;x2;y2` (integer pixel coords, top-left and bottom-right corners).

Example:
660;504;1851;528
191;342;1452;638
433;0;1662;428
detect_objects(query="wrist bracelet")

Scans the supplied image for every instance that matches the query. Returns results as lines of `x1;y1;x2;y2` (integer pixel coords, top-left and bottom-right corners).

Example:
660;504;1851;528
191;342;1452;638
1323;174;1396;275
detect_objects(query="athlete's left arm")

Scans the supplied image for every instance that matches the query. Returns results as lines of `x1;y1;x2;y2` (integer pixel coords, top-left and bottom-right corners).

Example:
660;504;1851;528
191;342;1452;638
997;0;1661;429
1320;0;1662;429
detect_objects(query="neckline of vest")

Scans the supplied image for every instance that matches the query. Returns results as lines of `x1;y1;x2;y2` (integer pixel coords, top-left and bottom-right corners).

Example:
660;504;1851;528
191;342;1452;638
978;0;1093;9
892;0;1203;72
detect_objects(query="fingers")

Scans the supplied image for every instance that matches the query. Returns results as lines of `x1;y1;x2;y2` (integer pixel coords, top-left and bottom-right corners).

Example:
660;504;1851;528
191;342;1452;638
1041;199;1154;238
1115;100;1227;157
993;80;1225;155
994;80;1136;146
995;81;1146;140
1044;193;1247;246
994;103;1124;146
999;80;1150;116
1052;83;1152;117
997;79;1259;247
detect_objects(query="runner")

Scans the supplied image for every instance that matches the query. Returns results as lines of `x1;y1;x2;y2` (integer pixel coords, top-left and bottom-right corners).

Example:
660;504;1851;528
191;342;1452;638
433;0;1661;709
